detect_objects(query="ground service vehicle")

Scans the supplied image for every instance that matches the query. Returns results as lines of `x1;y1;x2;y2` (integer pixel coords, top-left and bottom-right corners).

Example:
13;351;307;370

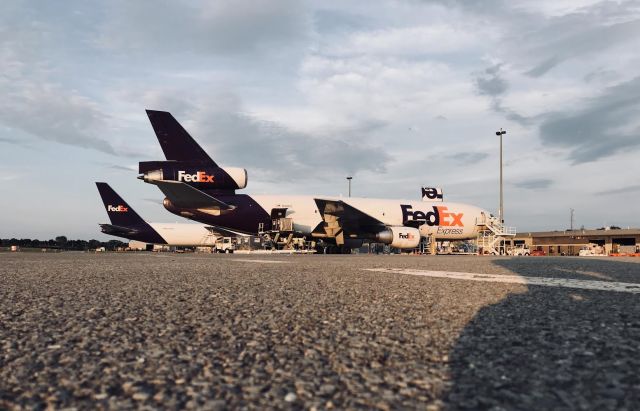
215;237;235;253
509;246;530;256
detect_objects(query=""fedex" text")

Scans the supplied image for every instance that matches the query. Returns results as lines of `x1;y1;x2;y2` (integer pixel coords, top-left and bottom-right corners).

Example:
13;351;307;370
401;205;464;226
398;232;416;239
178;170;215;183
107;205;128;212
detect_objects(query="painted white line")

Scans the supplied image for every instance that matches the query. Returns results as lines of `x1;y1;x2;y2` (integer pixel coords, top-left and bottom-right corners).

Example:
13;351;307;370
231;259;289;264
364;268;640;294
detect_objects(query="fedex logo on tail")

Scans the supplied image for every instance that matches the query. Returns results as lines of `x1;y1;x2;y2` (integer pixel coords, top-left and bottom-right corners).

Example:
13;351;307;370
401;205;464;226
178;170;215;183
107;205;128;212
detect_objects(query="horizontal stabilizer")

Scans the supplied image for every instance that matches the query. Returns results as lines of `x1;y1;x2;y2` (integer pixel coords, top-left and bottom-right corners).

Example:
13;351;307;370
99;223;140;237
152;180;234;210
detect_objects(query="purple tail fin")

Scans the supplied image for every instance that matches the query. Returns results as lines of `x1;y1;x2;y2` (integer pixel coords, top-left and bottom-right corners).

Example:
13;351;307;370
95;182;146;227
145;110;217;165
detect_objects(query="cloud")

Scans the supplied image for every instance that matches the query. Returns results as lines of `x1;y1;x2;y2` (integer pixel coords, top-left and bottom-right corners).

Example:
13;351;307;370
0;135;32;149
596;184;640;196
513;178;553;190
108;164;138;172
313;9;372;34
525;55;562;78
0;83;116;155
328;25;478;57
539;76;640;163
98;0;309;56
143;91;392;180
583;68;617;84
475;65;507;97
524;16;640;77
0;174;20;182
473;65;532;126
445;152;489;164
448;1;640;79
0;2;121;156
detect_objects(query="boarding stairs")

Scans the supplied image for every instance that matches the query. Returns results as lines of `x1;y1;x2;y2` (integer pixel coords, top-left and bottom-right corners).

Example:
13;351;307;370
476;215;516;255
199;232;217;246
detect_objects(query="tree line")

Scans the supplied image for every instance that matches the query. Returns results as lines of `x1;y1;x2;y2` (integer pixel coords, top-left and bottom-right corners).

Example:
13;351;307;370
1;236;127;251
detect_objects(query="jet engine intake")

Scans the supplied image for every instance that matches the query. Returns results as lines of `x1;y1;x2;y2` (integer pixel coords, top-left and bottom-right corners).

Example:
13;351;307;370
375;226;421;249
141;168;163;182
222;167;247;189
139;163;248;190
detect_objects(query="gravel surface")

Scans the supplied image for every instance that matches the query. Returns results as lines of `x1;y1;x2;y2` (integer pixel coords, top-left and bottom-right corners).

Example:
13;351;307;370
1;253;639;410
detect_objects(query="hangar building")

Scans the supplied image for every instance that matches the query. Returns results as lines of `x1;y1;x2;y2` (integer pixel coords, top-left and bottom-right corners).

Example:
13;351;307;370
509;228;640;256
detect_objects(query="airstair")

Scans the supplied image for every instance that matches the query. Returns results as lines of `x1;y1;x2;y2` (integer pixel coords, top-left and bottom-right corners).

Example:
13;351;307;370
476;214;516;255
199;231;217;246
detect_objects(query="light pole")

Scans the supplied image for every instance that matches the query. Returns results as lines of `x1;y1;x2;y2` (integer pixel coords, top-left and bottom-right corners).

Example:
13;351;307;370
496;128;506;223
346;176;352;197
570;208;575;230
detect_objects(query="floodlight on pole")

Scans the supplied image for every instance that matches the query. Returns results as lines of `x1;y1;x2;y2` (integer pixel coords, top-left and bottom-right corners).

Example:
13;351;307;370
496;128;507;223
570;208;575;231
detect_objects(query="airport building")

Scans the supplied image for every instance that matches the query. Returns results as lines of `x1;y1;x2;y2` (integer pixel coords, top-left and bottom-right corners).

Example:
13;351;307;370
508;228;640;256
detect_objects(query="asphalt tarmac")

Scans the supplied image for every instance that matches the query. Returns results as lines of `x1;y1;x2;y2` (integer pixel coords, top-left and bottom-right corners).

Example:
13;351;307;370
1;253;640;410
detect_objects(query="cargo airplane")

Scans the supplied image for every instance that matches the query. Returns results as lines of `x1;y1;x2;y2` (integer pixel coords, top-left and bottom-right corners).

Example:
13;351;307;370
138;110;491;252
96;182;235;248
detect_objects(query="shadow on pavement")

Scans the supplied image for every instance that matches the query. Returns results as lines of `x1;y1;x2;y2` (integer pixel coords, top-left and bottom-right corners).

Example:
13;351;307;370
444;258;640;410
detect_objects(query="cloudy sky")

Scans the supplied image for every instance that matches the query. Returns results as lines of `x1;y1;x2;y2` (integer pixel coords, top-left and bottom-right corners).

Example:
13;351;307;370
1;0;639;240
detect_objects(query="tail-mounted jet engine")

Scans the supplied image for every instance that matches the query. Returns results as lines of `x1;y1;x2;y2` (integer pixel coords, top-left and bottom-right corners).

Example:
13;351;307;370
375;226;421;249
139;161;247;191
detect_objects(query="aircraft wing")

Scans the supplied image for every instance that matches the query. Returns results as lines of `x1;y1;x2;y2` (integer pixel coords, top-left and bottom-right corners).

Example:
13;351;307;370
151;180;234;210
314;198;386;244
205;225;251;237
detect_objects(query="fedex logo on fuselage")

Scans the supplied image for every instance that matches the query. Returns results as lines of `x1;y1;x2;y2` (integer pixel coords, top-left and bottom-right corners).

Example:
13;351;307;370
401;205;464;226
107;205;128;212
398;232;416;239
178;170;215;183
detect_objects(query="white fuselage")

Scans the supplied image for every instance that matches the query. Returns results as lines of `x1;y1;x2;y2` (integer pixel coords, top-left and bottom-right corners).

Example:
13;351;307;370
148;223;217;246
249;195;488;240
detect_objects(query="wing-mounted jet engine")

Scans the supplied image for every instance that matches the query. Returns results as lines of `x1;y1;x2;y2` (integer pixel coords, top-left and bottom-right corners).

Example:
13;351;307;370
375;226;421;248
